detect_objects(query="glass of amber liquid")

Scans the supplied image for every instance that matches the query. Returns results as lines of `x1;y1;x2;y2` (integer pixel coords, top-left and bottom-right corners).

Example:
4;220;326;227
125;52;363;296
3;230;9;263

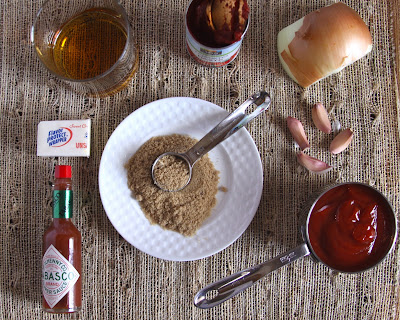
30;0;139;97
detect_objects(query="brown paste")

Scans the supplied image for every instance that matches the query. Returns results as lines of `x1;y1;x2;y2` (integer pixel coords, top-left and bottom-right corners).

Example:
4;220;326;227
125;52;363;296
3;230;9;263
125;134;219;237
186;0;249;47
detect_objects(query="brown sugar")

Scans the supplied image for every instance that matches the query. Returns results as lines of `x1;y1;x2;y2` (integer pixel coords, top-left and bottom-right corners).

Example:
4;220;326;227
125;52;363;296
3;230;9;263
125;134;219;237
153;154;190;191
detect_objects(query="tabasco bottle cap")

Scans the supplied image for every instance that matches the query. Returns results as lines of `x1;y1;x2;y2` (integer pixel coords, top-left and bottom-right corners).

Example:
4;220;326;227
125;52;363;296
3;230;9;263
55;165;72;179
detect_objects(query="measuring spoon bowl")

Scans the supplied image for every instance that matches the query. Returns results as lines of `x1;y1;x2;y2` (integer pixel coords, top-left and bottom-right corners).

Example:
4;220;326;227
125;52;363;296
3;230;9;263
151;152;193;192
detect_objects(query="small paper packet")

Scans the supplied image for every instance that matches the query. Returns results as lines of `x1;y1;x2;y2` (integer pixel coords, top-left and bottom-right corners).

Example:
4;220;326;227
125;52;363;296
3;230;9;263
37;119;91;157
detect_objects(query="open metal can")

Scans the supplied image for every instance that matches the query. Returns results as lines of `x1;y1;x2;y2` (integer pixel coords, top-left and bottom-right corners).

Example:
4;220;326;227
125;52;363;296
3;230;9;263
185;0;249;67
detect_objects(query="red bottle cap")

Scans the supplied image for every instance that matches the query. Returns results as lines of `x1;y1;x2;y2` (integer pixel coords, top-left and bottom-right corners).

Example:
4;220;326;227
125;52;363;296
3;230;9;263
55;165;72;179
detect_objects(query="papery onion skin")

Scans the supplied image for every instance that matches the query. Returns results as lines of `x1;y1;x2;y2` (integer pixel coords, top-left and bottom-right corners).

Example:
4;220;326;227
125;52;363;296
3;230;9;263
277;2;373;87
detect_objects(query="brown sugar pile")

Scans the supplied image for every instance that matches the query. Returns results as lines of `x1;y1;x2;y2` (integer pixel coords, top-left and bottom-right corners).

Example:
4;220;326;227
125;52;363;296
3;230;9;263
125;134;219;237
152;154;190;191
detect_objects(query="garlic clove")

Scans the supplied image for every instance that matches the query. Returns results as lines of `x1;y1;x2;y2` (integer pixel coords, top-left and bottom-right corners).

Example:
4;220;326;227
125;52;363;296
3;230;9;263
297;151;333;174
287;116;310;150
330;128;354;154
312;102;332;134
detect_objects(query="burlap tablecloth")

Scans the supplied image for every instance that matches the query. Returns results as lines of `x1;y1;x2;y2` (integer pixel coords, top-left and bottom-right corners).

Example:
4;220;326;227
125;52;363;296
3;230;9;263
1;0;400;319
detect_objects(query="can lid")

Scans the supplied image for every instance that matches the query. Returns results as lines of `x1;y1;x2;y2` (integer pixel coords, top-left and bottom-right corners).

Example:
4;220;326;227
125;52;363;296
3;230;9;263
55;165;72;179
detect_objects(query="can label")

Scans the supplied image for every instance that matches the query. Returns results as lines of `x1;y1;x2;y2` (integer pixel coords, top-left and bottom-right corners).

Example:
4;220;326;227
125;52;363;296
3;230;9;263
185;28;243;67
53;190;73;218
42;245;80;308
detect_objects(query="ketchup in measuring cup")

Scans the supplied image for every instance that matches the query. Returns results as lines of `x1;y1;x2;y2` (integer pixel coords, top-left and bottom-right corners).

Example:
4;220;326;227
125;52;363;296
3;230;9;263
308;183;396;272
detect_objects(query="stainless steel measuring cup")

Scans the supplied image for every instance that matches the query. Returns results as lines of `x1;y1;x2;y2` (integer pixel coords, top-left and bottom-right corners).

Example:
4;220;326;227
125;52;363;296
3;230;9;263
151;91;271;191
194;182;398;309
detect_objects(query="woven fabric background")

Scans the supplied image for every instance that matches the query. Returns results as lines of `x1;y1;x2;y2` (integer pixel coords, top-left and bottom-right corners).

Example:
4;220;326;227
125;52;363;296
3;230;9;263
1;0;399;319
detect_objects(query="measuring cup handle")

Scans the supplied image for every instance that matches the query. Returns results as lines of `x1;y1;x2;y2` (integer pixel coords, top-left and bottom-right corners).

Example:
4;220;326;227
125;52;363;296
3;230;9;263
193;243;310;309
185;91;271;165
227;91;271;137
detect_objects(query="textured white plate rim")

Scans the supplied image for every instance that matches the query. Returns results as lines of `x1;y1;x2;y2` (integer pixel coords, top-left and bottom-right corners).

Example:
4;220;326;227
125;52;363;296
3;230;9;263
99;97;263;261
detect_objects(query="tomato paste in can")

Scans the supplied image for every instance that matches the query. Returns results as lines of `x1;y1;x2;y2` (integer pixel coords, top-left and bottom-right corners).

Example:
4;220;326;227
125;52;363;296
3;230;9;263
185;0;249;67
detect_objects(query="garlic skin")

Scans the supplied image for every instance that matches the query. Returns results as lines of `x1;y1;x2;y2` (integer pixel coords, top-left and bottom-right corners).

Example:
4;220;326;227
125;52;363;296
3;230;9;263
332;119;341;133
287;116;310;150
297;151;332;174
330;128;354;154
312;103;331;134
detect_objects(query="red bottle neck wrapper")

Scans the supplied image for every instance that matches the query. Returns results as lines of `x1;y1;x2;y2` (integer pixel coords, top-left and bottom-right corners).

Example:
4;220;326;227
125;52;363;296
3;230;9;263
55;165;72;179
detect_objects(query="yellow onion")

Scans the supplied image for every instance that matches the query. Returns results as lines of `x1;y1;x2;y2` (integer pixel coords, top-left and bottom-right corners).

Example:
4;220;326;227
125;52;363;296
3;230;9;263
277;2;372;87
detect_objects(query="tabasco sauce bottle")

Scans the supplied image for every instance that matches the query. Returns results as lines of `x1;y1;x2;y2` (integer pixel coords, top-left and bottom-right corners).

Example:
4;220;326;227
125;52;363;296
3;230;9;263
42;165;82;313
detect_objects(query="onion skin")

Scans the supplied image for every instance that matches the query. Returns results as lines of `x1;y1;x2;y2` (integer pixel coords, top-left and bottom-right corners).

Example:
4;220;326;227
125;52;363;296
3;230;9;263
278;2;373;87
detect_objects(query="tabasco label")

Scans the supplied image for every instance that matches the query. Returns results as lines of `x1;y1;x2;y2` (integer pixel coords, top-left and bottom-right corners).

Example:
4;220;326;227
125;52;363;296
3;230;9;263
42;245;80;308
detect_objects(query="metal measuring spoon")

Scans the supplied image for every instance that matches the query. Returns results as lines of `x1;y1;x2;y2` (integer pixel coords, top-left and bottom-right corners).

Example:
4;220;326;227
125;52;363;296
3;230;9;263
193;182;398;309
151;91;271;192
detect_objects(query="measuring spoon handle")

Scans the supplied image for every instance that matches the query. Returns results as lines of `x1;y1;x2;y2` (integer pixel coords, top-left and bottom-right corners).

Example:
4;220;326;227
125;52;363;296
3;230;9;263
185;91;271;165
194;243;310;309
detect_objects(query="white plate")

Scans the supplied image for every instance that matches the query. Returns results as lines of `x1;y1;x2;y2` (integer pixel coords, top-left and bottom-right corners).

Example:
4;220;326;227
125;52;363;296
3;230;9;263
99;97;263;261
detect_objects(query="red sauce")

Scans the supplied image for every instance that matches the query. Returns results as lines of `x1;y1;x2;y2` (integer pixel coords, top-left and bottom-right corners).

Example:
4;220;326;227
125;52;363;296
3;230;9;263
308;184;395;272
42;166;82;313
43;219;82;312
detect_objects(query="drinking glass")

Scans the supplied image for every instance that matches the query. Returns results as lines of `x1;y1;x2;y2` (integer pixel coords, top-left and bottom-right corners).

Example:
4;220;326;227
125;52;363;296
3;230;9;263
31;0;139;97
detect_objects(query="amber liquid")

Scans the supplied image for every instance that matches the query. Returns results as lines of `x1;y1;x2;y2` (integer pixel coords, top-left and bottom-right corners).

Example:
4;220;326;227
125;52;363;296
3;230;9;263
51;8;128;80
